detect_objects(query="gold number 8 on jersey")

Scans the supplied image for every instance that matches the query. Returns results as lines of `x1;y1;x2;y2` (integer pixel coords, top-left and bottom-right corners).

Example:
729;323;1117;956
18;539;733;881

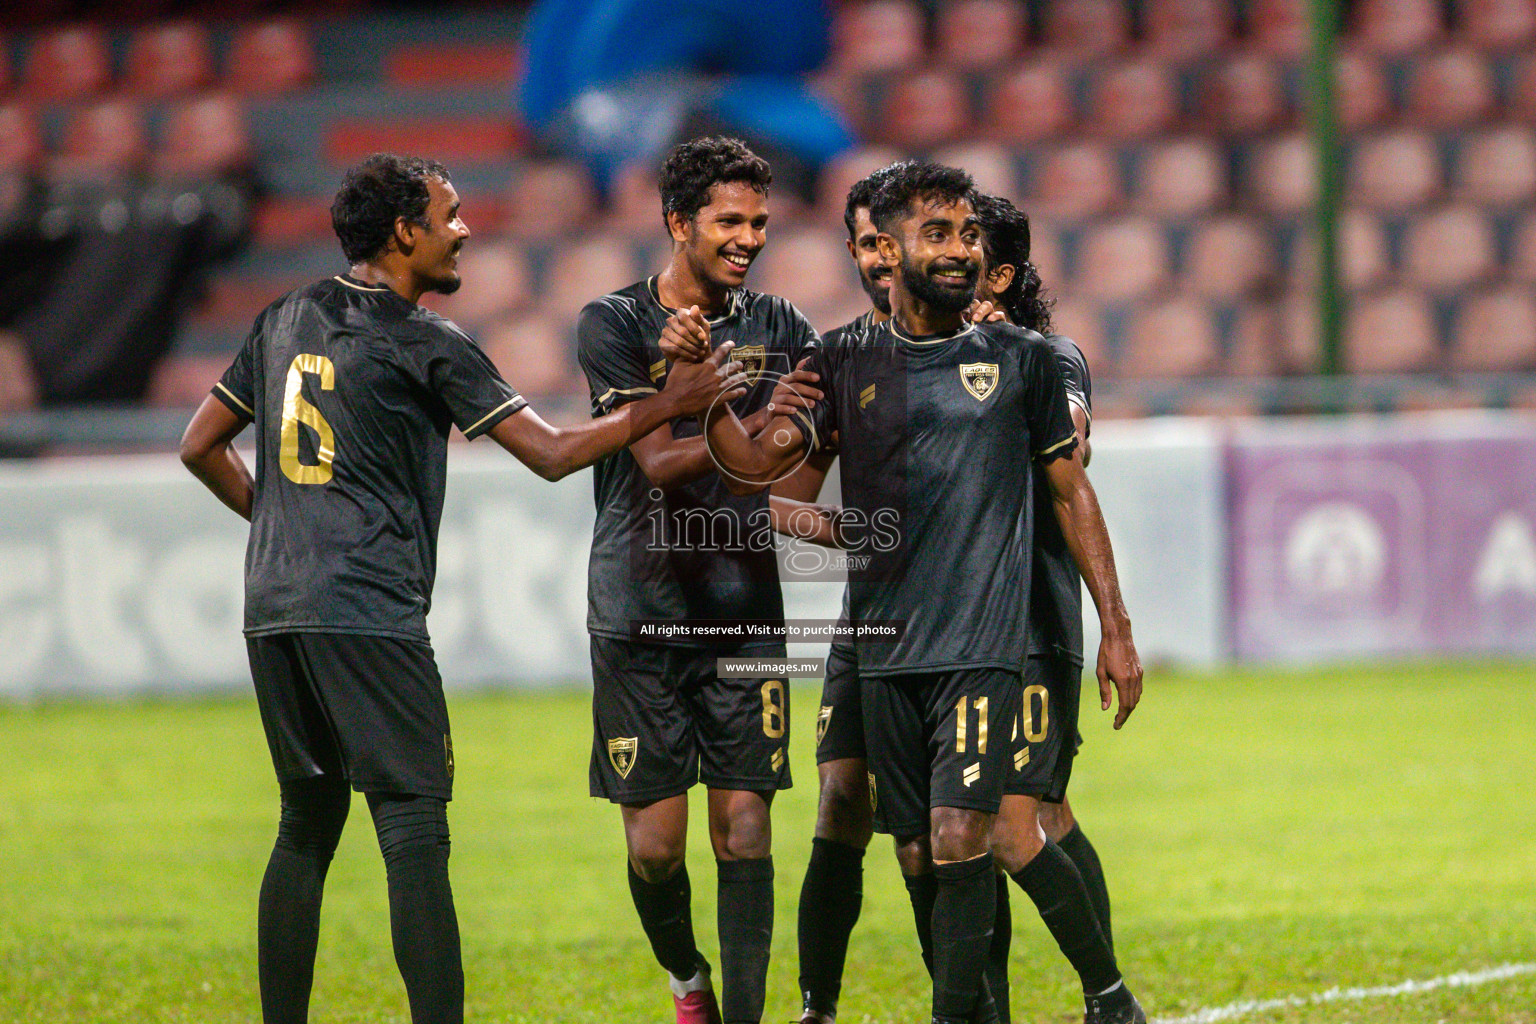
280;354;336;485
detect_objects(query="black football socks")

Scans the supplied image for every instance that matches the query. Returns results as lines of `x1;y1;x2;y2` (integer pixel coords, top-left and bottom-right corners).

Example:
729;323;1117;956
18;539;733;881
1010;839;1119;995
258;778;350;1024
903;871;938;975
930;854;1000;1024
627;860;704;981
985;876;1012;1024
797;837;866;1018
1057;823;1114;955
717;856;775;1024
369;793;463;1024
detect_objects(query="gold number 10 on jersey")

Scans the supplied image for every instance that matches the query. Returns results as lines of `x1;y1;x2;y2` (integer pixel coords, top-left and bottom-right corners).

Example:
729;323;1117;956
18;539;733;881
280;354;336;485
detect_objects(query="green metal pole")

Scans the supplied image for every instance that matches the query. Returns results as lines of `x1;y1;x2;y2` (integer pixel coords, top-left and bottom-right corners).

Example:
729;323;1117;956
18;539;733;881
1307;0;1344;378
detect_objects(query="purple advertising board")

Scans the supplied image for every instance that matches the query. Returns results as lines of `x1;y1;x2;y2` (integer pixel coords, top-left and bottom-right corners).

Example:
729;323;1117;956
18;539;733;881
1228;413;1536;661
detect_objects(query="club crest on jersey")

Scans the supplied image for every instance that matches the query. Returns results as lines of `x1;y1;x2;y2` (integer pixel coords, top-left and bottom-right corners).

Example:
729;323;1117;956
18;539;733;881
608;737;638;779
816;705;833;746
732;344;767;385
960;363;1000;401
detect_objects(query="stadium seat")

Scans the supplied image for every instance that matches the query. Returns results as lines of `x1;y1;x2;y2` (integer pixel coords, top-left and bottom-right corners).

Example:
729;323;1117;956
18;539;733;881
1335;51;1392;131
1075;218;1168;301
1348;130;1442;210
146;355;231;409
807;69;870;133
606;159;664;234
832;0;927;73
1243;131;1316;214
1275;291;1322;372
1028;224;1062;284
1185;215;1275;300
22;25;112;102
541;235;638;323
125;21;214;98
1288;210;1390;292
1508;54;1536;123
1028;142;1123;221
1454;126;1536;206
1200;54;1290;136
504;160;597;238
880;69;971;149
756;229;853;319
1351;0;1444;54
1119;298;1221;378
1040;295;1107;370
815;144;906;225
1227;301;1283;376
1087;59;1181;140
52;100;148;180
935;0;1026;71
1449;285;1536;371
1405;48;1496;128
425;239;533;330
1402;205;1497;291
1247;0;1309;55
1134;137;1226;216
0;104;44;174
0;333;38;413
931;142;1017;198
226;20;316;94
1456;0;1536;50
1144;0;1234;58
1514;213;1536;282
480;314;581;399
387;44;519;87
1344;287;1440;373
153;94;251;179
981;61;1075;145
1041;0;1130;56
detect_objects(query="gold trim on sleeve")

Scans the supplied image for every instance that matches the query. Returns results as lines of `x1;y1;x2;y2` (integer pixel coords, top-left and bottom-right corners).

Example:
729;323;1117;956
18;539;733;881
465;399;521;436
215;382;254;417
1036;434;1077;457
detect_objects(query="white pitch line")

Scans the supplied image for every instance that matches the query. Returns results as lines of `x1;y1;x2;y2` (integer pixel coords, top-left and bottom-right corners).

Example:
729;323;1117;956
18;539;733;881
1152;962;1536;1024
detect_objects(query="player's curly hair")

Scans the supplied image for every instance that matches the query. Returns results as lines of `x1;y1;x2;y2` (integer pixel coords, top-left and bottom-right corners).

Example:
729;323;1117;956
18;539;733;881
868;161;978;235
658;136;772;227
331;154;451;264
975;193;1054;334
842;161;914;240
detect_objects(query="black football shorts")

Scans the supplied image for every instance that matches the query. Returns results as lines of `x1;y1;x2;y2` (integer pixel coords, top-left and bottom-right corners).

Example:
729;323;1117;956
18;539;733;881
588;636;793;803
1005;652;1084;802
246;631;454;800
863;666;1022;837
815;636;865;764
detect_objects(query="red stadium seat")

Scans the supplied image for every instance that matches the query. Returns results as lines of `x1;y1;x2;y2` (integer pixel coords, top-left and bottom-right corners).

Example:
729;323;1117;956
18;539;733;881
1515;213;1536;283
52;100;149;180
1028;224;1062;284
1275;291;1322;372
1200;54;1290;136
815;145;906;225
1041;295;1107;370
22;25;112;102
1244;131;1316;214
1041;0;1130;57
1029;142;1122;221
1144;0;1234;58
981;61;1074;145
1456;0;1536;50
607;159;663;234
936;0;1026;71
1405;48;1495;128
1247;0;1310;56
833;0;928;73
0;334;38;413
1449;285;1536;371
1514;55;1536;124
0;104;44;174
1352;0;1444;54
1403;205;1497;291
125;22;214;98
424;239;533;330
756;229;855;322
226;20;315;95
1454;126;1536;206
1185;215;1275;300
1076;218;1169;301
1335;51;1392;131
1227;301;1283;376
1134;137;1226;216
881;69;971;150
1344;288;1441;372
1290;211;1390;292
1348;130;1442;210
1087;58;1181;141
931;141;1017;199
542;235;638;323
1119;298;1221;378
504;160;597;238
153;93;251;178
481;314;581;400
146;355;233;409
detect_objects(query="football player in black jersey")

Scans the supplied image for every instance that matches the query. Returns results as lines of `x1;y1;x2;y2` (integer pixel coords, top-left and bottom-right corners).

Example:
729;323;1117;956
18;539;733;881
690;162;1145;1024
576;137;819;1024
179;154;744;1024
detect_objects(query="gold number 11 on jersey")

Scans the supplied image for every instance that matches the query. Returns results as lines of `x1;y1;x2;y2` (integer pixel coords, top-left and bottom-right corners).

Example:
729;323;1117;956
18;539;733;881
955;695;989;754
280;354;336;485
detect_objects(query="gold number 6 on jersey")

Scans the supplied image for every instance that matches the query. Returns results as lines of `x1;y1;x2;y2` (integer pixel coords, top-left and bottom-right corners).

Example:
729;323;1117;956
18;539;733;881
280;354;337;485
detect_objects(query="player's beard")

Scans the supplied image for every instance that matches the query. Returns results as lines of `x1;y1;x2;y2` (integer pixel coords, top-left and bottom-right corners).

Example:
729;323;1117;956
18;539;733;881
859;265;892;315
900;254;976;314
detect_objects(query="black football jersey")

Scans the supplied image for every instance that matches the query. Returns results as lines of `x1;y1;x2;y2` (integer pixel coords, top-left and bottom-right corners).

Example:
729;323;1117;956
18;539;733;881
790;318;1076;676
214;274;525;641
577;277;818;643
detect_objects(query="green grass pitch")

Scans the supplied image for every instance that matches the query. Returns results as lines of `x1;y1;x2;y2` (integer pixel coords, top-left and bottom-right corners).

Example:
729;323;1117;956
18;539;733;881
3;661;1533;1023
